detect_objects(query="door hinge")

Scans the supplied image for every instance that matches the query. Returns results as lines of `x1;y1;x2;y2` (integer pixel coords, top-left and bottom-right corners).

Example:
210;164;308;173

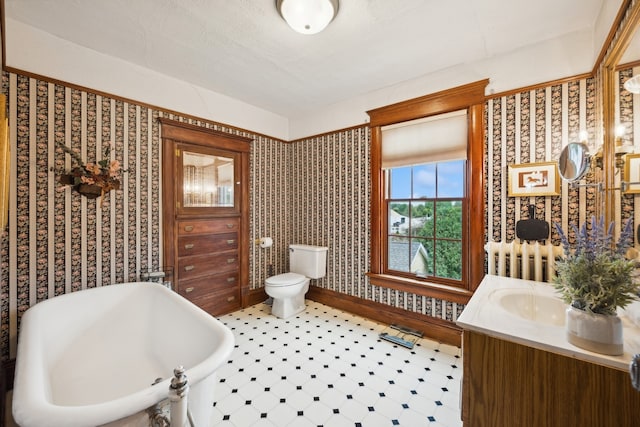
176;148;181;157
176;201;180;209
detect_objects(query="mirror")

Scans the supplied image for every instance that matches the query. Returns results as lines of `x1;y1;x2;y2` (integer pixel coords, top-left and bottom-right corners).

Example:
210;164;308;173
603;2;640;224
182;150;234;208
558;142;591;182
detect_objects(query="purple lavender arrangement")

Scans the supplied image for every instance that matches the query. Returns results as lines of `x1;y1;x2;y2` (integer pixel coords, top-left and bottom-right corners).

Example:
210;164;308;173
554;216;639;316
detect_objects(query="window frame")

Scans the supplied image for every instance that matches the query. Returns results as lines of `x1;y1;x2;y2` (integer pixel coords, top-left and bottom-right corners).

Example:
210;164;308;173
366;80;488;304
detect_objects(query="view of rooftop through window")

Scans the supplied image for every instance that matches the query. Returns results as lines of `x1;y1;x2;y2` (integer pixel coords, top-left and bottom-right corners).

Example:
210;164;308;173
387;160;465;281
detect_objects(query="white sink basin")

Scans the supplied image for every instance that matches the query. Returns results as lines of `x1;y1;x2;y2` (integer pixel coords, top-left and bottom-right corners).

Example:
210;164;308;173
494;290;566;326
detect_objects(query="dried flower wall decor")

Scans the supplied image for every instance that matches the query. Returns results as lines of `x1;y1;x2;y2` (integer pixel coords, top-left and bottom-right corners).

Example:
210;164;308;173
56;141;122;205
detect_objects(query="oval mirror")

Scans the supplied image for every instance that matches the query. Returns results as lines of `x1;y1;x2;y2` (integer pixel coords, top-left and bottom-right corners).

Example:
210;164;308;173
558;142;591;182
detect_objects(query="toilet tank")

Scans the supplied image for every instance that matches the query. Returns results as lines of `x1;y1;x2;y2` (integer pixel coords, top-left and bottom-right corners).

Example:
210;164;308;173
289;244;328;279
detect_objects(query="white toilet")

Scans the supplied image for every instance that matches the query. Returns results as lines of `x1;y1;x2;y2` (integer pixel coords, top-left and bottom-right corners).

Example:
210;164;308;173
265;244;328;319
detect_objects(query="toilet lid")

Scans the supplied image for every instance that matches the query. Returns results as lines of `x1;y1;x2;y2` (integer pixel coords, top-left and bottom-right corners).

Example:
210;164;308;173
266;272;306;286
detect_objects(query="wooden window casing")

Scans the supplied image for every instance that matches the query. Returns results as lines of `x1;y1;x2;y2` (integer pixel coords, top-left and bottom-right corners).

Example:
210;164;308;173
366;80;488;304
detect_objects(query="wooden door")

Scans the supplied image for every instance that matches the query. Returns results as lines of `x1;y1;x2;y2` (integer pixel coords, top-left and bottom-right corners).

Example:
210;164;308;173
160;118;250;316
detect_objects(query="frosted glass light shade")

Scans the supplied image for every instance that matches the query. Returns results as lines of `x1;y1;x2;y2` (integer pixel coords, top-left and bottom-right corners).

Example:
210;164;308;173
277;0;338;35
624;74;640;94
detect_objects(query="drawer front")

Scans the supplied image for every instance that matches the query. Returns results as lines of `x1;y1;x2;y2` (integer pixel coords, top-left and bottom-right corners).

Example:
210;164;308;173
177;271;239;299
178;252;239;280
191;288;241;316
177;218;239;235
178;232;238;257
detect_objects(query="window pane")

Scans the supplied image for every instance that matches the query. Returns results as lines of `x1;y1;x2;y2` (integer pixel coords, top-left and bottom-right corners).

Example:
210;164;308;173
435;201;462;238
435;240;462;280
412;164;436;198
389;203;409;235
413;238;434;277
389;167;412;199
387;237;411;273
437;160;465;198
410;201;434;237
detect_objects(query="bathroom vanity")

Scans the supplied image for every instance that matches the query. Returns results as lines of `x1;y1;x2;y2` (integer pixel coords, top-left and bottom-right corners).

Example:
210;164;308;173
457;275;640;427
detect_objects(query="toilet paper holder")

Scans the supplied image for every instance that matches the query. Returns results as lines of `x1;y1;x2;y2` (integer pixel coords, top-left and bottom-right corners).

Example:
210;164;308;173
254;237;273;248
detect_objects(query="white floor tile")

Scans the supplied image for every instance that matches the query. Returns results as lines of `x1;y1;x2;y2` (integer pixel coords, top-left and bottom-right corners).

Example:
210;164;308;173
210;301;465;426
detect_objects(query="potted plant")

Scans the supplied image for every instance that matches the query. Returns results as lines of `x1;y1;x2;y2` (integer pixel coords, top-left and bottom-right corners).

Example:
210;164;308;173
554;216;639;355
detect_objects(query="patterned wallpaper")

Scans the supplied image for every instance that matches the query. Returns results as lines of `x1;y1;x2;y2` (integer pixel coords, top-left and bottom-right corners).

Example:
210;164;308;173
487;79;599;246
0;71;289;361
0;67;607;362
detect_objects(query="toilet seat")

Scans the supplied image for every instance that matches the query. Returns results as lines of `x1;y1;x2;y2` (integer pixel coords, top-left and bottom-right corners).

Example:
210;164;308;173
265;272;306;287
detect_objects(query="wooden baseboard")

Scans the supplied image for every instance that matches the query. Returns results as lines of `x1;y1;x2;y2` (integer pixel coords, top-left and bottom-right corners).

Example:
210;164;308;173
2;359;15;426
306;286;462;347
243;287;268;308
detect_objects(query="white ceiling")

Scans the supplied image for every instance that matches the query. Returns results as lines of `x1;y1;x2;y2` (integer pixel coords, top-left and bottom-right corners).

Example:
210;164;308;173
5;0;610;120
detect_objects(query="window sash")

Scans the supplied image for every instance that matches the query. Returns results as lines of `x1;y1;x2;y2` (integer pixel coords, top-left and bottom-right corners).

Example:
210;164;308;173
386;197;465;283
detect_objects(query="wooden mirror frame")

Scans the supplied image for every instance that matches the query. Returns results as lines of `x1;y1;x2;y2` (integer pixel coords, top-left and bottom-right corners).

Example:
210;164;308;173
603;1;640;224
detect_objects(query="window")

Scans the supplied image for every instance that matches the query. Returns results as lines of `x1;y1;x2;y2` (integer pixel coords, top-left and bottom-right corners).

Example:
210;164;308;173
386;160;465;282
366;80;488;302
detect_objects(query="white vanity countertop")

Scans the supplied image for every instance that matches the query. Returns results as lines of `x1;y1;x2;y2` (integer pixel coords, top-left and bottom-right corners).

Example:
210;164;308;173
456;274;640;371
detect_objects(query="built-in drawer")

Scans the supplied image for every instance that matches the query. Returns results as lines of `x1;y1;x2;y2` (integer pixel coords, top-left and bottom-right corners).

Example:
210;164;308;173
192;287;241;316
177;218;239;235
177;252;239;280
177;271;239;300
178;232;238;257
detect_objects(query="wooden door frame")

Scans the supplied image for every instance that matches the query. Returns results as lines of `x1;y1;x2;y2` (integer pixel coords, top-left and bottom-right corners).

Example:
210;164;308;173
159;118;251;306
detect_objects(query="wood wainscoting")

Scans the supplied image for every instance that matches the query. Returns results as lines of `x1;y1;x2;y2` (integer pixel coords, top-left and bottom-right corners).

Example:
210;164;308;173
307;286;462;347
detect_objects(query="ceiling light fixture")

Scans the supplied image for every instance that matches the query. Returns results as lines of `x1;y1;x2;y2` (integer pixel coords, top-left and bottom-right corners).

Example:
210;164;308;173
276;0;339;35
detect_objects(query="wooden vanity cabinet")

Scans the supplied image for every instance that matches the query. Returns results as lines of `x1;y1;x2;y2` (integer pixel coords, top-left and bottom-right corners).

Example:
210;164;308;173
462;331;640;427
161;118;250;316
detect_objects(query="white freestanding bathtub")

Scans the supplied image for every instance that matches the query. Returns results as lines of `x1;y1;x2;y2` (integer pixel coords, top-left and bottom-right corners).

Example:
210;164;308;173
12;282;235;427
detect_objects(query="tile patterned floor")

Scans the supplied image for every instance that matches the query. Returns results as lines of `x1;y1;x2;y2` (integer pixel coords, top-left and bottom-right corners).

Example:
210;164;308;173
212;301;463;427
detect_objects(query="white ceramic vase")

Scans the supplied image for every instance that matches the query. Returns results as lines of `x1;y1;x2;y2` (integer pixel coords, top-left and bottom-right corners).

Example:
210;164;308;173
565;306;623;355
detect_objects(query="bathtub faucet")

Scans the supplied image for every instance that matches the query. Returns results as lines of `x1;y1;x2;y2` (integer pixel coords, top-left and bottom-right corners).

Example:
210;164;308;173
140;271;166;280
140;270;174;291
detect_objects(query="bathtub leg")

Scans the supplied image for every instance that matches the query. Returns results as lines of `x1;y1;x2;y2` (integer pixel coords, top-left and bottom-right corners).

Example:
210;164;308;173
169;366;190;427
148;378;170;427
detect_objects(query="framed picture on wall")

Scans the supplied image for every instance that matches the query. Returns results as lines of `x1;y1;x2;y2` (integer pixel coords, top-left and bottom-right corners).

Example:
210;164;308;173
507;162;560;197
624;154;640;194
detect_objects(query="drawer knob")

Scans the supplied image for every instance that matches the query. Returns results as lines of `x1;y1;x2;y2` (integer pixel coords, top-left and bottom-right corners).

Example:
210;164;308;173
184;265;195;271
184;225;194;232
227;258;236;264
227;295;235;302
227;239;236;245
184;243;195;249
185;287;195;293
227;277;236;282
226;223;235;229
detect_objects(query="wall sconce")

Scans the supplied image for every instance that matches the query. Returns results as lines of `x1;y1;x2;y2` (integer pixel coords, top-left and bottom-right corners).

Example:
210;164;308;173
576;129;603;170
579;130;589;144
276;0;339;34
615;124;634;155
624;75;640;94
